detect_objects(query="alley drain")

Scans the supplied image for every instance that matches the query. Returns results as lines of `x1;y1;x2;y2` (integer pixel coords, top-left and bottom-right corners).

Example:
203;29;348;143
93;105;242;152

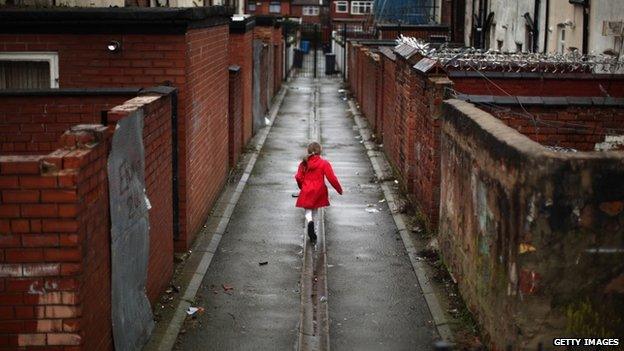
297;81;330;351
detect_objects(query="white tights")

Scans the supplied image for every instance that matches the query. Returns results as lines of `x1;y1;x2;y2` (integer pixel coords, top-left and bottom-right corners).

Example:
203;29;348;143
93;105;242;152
304;208;318;224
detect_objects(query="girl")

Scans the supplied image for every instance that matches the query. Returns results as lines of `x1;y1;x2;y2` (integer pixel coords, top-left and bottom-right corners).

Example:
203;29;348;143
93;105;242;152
295;142;343;242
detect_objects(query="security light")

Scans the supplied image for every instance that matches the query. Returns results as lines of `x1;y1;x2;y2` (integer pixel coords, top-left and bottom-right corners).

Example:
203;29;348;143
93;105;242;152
107;40;121;53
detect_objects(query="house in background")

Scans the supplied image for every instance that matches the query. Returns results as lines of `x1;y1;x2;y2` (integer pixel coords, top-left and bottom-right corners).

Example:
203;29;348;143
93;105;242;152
465;0;624;56
291;0;324;24
362;0;457;42
330;0;373;32
244;0;291;16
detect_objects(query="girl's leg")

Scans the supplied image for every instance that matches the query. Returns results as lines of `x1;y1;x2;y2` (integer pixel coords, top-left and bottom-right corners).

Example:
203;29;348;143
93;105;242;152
305;209;313;224
305;208;317;242
312;209;318;232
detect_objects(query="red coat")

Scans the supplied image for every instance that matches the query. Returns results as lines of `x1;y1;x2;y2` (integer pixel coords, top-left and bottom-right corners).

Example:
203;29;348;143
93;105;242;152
295;155;342;209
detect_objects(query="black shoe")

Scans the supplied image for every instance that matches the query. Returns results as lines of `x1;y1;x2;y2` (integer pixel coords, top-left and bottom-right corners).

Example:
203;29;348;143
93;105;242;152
307;221;317;242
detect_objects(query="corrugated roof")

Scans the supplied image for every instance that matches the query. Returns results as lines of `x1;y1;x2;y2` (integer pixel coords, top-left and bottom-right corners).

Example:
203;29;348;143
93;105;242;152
393;43;418;59
378;46;396;61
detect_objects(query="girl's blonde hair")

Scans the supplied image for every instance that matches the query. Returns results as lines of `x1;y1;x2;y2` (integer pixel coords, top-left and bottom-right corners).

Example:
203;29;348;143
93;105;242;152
303;142;322;163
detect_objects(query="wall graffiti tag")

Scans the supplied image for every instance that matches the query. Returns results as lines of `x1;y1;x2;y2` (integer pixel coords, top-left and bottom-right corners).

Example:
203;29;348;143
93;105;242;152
107;110;154;351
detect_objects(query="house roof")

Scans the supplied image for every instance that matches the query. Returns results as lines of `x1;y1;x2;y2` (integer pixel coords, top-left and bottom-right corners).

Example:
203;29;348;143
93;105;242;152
0;7;233;34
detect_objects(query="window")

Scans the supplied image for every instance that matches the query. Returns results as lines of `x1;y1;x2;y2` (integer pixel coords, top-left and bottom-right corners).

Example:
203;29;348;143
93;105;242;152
269;1;281;13
247;2;256;11
429;0;442;23
558;28;566;54
335;0;347;13
0;52;59;89
350;1;372;15
302;6;319;16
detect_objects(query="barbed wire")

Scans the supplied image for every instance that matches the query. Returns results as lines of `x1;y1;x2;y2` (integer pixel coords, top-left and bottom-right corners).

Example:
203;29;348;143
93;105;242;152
396;35;624;74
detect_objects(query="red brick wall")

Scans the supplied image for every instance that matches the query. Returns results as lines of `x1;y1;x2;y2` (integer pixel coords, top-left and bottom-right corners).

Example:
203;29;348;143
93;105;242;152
255;25;277;111
381;54;397;168
388;54;452;228
228;68;243;168
347;43;358;94
0;34;187;88
452;76;624;97
375;58;384;141
0;125;111;350
182;26;230;251
378;26;449;41
440;99;624;348
290;6;322;24
393;56;413;189
246;0;291;16
0;25;231;251
0;95;130;155
0;92;174;350
480;104;624;151
360;52;379;132
272;26;283;94
229;29;255;147
355;47;365;107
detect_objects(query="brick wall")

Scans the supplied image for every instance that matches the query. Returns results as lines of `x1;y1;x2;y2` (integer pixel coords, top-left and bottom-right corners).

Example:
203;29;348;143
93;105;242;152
377;25;450;41
246;0;291;16
0;92;174;350
393;54;418;194
254;25;277;111
228;67;243;169
229;26;255;148
349;42;624;230
360;51;379;132
380;52;398;170
0;125;110;350
439;99;624;348
272;26;284;93
477;103;624;151
0;34;187;88
353;47;449;227
346;42;359;96
0;94;132;155
182;26;230;251
451;74;624;97
0;23;232;252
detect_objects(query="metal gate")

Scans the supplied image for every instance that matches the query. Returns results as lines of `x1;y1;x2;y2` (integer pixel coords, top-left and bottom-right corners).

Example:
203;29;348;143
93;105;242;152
252;39;266;134
295;23;341;78
108;109;154;351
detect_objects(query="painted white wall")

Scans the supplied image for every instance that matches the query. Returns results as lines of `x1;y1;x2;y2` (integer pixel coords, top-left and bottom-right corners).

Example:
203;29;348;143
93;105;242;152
464;0;537;52
487;0;535;52
471;0;624;55
545;0;583;53
588;0;624;56
464;0;473;46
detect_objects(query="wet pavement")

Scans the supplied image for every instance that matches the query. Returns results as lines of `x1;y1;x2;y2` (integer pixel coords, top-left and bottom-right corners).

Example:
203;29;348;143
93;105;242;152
176;72;436;350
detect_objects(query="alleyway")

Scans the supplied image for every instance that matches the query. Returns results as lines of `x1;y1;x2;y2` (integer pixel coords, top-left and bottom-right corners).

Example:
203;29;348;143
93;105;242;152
176;67;438;350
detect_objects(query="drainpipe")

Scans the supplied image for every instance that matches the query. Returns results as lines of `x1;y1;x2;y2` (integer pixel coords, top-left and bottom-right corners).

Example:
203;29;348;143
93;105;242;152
582;0;589;54
533;0;540;52
171;90;180;240
543;0;549;53
471;0;477;47
481;0;488;49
